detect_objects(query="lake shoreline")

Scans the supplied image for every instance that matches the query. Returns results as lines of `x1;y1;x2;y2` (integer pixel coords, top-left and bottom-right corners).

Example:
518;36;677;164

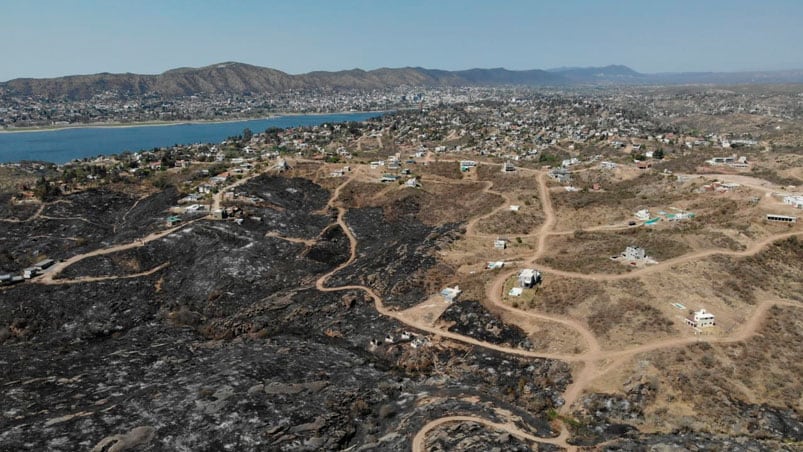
0;110;388;134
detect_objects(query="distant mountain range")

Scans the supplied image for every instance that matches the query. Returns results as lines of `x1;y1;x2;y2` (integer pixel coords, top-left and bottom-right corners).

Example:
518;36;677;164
2;62;803;100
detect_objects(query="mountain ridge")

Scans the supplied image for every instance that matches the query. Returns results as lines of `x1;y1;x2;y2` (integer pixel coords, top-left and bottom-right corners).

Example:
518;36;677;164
3;62;803;100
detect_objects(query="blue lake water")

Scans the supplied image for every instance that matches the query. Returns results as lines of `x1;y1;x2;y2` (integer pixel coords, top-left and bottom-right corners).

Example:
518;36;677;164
0;112;382;164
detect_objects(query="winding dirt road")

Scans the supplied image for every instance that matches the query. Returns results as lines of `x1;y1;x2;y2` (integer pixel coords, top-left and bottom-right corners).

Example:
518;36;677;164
21;161;802;451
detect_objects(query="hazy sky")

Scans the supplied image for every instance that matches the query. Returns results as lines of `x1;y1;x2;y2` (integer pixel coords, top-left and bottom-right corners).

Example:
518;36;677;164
2;0;802;81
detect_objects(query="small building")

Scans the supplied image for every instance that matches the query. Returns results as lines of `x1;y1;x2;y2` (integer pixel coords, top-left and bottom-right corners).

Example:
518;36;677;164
623;246;646;261
509;205;520;212
440;286;462;303
686;309;716;328
459;160;477;171
518;269;542;288
404;177;420;188
22;267;40;279
783;196;803;209
380;174;399;183
166;215;182;227
634;209;650;221
486;261;505;270
212;209;226;220
508;287;523;297
33;259;54;271
766;214;797;223
494;238;508;249
501;161;516;173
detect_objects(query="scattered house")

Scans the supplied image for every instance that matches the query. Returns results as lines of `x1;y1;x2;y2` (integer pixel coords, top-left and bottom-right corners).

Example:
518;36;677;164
766;214;797;223
276;158;289;172
622;246;646;261
518;269;542;288
508;287;523;297
634;209;650;221
212;209;226;220
686;309;716;328
501;161;516;173
783;195;803;209
460;160;477;171
486;261;505;270
494;238;508;249
548;168;571;183
635;161;652;170
330;169;346;177
404;177;420;188
440;285;462;303
380;174;399;183
33;259;54;271
509;205;520;212
599;161;617;170
22;267;40;279
561;157;580;168
706;154;749;168
166;215;182;226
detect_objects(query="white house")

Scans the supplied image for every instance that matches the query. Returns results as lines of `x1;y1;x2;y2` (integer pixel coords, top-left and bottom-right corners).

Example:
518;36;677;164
623;246;646;261
440;286;462;303
494;238;508;249
518;269;542;288
783;196;803;209
686;309;715;328
634;209;650;221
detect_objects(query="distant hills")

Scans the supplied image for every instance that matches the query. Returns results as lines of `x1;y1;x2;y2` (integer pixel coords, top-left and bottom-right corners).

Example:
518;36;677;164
2;62;803;100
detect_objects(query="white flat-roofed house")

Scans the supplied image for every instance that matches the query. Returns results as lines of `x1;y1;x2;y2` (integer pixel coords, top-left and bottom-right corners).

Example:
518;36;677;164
686;309;715;328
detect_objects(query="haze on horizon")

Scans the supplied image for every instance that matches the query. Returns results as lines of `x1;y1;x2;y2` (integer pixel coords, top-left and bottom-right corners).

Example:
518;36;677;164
2;0;802;82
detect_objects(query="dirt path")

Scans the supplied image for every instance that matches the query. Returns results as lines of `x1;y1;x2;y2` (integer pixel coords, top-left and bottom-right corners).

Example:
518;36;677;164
0;203;45;223
41;262;170;285
411;415;573;452
36;220;198;284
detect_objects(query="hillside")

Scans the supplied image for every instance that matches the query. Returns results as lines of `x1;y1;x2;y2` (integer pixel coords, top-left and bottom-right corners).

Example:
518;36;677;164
3;62;803;101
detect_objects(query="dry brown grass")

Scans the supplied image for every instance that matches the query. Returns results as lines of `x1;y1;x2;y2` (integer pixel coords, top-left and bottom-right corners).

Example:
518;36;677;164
475;209;544;235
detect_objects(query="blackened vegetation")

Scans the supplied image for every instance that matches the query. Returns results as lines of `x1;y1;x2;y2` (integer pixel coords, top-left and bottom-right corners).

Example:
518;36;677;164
329;206;458;309
234;175;331;239
439;300;533;350
0;187;180;273
425;422;559;452
0;175;573;451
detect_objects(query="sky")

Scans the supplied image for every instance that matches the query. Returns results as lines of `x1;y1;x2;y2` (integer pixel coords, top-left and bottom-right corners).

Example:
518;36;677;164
2;0;802;81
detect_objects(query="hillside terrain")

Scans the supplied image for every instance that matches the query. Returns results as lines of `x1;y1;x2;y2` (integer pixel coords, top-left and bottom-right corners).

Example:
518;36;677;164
4;62;803;100
1;95;802;451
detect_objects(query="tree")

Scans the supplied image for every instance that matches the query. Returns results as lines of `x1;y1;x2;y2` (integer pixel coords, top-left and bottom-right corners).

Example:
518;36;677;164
242;128;253;142
653;149;665;160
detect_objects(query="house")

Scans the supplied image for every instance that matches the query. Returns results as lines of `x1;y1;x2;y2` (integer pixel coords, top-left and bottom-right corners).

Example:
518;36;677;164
166;215;182;226
783;196;803;209
501;161;516;173
623;246;646;261
548;168;571;183
380;174;399;183
33;259;54;271
509;205;520;212
634;209;650;221
518;269;542;288
494;238;508;249
212;209;226;220
599;161;617;170
686;309;715;328
460;160;477;171
23;267;40;279
486;261;505;270
561;157;579;168
508;287;523;297
635;161;652;170
440;286;462;303
404;177;420;188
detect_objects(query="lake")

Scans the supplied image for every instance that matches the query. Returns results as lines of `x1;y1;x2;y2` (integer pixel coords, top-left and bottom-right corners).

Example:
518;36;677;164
0;112;383;164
